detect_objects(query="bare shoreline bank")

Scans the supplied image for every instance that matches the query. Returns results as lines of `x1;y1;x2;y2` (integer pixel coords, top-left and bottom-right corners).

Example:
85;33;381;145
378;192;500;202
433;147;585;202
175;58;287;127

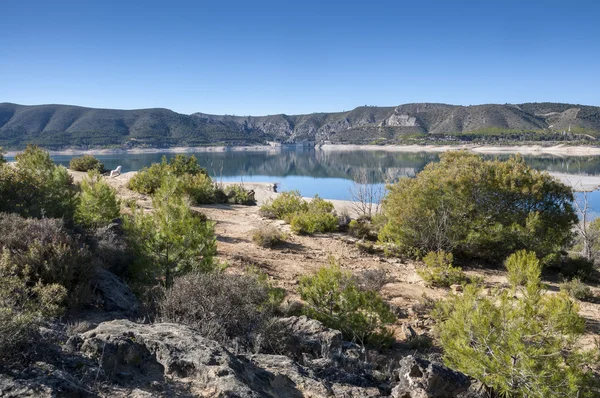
5;143;600;157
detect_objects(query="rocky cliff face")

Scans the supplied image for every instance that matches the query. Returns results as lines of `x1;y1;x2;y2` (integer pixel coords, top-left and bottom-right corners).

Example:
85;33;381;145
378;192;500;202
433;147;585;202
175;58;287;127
2;102;598;149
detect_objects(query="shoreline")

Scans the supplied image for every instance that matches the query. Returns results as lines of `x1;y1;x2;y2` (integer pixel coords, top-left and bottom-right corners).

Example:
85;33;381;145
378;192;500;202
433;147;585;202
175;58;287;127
319;144;600;156
5;143;600;157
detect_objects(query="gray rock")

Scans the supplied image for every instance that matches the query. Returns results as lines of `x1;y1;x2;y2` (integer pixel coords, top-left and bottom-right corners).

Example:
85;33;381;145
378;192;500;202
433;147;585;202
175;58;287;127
0;363;96;398
79;319;379;397
90;268;140;315
391;356;470;398
276;315;343;359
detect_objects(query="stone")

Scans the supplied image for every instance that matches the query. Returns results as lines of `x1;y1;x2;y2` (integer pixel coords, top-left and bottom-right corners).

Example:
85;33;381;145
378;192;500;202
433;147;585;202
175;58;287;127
275;315;343;359
391;356;470;398
90;268;140;315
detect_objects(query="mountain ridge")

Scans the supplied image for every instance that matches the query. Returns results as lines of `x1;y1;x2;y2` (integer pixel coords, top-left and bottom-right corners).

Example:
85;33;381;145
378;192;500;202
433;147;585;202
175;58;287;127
1;101;599;149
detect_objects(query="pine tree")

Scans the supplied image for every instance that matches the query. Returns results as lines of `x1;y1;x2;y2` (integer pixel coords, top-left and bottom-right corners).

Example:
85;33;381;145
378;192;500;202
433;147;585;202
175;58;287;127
434;251;598;397
75;171;120;227
125;177;217;286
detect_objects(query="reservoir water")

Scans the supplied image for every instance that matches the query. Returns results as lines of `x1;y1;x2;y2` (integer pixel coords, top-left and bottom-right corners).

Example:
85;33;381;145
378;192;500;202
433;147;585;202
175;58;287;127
8;147;600;217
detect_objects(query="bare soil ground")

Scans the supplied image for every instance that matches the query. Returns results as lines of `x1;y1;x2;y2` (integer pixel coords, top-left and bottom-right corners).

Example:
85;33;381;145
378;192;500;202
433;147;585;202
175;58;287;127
72;170;600;350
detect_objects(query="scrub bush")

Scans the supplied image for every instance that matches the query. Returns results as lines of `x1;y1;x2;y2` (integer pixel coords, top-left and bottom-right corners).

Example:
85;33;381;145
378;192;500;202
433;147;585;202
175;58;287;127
125;178;217;287
159;271;284;351
252;226;286;248
75;171;120;227
380;151;577;263
417;251;467;287
290;211;338;234
0;250;66;364
561;278;594;302
260;190;308;220
299;260;396;348
0;146;77;219
69;155;105;172
434;251;598;398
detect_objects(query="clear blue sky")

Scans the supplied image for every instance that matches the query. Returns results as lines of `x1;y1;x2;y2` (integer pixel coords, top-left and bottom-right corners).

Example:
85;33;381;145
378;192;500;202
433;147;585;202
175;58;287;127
2;0;599;115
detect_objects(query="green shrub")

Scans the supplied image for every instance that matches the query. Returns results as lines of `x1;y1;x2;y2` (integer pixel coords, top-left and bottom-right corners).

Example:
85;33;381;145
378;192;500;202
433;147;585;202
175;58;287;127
180;172;216;204
252;226;285;248
260;190;308;220
505;250;542;286
168;154;206;177
0;250;66;364
0;148;77;219
15;144;54;172
307;195;335;214
69;155;105;172
290;211;338;235
349;219;372;239
225;184;255;205
75;171;120;227
125;178;217;287
561;278;594;302
127;161;168;194
433;251;597;398
546;254;595;281
299;260;396;348
380;151;577;262
417;251;467;288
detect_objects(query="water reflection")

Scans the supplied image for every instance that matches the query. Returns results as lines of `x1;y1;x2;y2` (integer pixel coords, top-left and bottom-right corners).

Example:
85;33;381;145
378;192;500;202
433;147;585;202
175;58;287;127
7;148;600;204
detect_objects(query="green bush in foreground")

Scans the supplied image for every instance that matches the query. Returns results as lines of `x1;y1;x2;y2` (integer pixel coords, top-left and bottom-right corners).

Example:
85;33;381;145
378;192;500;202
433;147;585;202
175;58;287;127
299;260;395;348
69;155;105;172
125;180;217;287
75;171;120;227
434;251;598;397
417;251;467;288
127;161;167;194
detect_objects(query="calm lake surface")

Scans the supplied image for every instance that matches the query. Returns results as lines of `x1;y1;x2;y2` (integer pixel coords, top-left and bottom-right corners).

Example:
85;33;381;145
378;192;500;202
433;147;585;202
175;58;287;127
9;147;600;216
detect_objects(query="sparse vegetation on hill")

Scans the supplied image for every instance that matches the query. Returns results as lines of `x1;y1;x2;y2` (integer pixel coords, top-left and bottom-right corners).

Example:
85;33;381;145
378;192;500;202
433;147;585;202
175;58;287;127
1;102;599;149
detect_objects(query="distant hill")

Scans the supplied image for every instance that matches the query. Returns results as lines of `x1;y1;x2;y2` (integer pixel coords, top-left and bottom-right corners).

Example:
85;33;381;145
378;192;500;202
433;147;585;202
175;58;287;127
1;102;599;149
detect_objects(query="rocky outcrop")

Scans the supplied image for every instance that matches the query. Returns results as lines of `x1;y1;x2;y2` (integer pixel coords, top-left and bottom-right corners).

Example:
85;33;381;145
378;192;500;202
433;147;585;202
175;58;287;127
1;317;476;398
276;315;344;359
77;319;383;397
391;356;470;398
